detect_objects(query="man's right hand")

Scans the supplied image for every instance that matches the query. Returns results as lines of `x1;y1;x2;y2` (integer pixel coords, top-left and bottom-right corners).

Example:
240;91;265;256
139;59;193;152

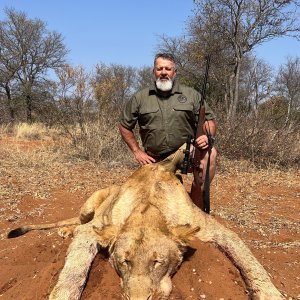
133;149;156;165
118;123;156;165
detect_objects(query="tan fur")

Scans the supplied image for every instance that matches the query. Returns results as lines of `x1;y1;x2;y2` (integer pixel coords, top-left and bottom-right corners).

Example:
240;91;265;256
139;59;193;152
8;145;283;300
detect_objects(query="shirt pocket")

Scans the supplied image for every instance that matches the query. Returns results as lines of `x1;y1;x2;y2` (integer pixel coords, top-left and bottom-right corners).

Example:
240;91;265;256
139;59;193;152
138;106;160;127
172;103;195;122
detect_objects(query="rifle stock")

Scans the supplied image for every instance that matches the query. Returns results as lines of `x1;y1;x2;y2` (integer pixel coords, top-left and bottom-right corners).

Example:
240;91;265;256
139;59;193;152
190;105;206;210
190;55;211;212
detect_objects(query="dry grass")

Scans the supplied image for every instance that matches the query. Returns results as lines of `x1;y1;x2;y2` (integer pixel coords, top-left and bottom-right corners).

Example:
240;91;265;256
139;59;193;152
14;123;48;140
12;122;63;141
0;138;131;235
1;124;299;250
211;156;300;249
0;121;136;166
66;120;136;166
0;124;14;135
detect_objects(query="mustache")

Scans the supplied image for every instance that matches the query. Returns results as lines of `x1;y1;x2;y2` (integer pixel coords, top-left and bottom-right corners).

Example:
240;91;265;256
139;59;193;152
158;75;171;80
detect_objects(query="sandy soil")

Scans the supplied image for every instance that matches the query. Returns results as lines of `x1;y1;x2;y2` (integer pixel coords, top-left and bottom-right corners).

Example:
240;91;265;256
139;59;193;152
0;137;299;299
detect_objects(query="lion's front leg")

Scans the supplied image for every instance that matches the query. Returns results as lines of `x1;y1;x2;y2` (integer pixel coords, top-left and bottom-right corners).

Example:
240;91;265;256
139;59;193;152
192;209;284;300
49;224;98;300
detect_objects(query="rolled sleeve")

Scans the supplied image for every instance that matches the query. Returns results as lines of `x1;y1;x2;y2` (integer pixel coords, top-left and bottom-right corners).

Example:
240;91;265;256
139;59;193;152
204;101;216;120
194;97;216;124
119;96;139;130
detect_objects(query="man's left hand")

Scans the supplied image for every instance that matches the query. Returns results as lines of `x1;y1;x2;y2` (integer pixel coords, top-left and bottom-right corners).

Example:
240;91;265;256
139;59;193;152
194;135;209;150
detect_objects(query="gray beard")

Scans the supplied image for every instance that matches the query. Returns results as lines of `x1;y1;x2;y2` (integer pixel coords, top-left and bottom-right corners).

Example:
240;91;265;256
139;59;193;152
156;78;173;92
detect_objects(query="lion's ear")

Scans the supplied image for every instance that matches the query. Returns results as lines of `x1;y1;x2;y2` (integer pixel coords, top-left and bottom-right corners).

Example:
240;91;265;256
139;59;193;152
169;224;200;245
93;225;119;249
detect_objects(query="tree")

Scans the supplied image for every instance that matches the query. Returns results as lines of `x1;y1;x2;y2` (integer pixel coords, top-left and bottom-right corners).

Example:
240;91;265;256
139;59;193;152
92;63;136;116
156;35;204;88
275;57;300;132
0;8;68;123
53;65;94;143
190;0;300;121
259;96;288;129
135;66;153;91
0;11;21;123
239;56;272;115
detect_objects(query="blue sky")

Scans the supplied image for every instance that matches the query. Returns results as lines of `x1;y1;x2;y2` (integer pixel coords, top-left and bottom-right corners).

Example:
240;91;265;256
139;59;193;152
1;0;299;72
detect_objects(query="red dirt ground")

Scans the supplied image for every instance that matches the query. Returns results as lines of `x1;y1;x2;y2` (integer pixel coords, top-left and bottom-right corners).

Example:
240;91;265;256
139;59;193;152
0;137;299;299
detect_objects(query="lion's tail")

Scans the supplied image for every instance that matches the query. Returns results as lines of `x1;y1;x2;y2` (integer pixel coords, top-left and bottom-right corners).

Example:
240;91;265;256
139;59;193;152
7;217;80;238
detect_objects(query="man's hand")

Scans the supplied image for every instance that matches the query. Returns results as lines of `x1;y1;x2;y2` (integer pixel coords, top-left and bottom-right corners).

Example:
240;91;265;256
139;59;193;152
194;134;209;150
118;124;156;165
133;149;156;165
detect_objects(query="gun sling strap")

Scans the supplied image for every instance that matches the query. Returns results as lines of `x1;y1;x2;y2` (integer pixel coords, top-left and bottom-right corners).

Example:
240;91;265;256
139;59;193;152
203;134;214;213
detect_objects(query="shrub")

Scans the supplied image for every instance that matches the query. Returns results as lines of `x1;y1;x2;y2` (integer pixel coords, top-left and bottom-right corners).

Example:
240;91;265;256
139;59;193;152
57;117;137;167
215;110;300;168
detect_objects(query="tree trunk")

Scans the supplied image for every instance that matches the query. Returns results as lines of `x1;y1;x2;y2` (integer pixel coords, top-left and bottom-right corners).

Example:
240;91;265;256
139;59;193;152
26;94;33;124
5;84;15;123
228;57;241;122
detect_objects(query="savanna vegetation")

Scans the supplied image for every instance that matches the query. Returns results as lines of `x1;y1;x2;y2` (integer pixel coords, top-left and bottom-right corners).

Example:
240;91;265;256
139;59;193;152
0;2;299;168
0;4;299;299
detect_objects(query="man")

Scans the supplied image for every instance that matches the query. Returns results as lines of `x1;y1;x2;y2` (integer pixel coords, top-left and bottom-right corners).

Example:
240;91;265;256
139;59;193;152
118;53;217;198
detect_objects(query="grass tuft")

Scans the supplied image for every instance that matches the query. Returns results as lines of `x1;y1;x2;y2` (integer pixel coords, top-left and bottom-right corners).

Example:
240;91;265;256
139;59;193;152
15;123;48;140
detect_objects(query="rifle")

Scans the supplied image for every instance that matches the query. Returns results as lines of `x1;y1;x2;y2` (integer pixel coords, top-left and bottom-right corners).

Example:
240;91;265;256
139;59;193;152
180;135;192;174
185;55;211;213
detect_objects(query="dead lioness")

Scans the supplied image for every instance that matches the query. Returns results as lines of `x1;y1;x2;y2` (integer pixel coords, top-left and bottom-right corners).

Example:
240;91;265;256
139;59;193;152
8;146;283;300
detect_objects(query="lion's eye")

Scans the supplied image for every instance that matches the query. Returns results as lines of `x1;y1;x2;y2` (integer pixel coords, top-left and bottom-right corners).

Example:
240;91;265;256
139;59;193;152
153;260;163;269
121;259;130;266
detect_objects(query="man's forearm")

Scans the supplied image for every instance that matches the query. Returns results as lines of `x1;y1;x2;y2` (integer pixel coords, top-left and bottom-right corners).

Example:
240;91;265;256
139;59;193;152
204;119;216;136
118;123;156;165
118;123;140;153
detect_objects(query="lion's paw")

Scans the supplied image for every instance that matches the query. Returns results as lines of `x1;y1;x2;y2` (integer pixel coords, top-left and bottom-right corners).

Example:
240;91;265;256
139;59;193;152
57;226;76;239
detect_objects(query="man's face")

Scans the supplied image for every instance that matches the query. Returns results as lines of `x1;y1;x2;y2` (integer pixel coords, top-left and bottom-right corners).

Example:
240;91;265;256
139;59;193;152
153;57;176;92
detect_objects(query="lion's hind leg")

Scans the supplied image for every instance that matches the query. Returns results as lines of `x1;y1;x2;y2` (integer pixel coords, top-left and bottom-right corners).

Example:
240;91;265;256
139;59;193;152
80;185;120;224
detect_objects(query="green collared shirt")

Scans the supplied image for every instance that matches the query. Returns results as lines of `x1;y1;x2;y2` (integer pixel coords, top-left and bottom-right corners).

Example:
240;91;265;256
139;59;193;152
120;80;216;155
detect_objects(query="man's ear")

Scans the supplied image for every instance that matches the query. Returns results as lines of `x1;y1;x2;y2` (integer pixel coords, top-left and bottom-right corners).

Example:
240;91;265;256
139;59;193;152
93;225;120;249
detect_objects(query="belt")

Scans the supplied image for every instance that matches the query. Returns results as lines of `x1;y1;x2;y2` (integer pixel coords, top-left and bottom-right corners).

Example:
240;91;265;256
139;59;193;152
146;150;176;161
